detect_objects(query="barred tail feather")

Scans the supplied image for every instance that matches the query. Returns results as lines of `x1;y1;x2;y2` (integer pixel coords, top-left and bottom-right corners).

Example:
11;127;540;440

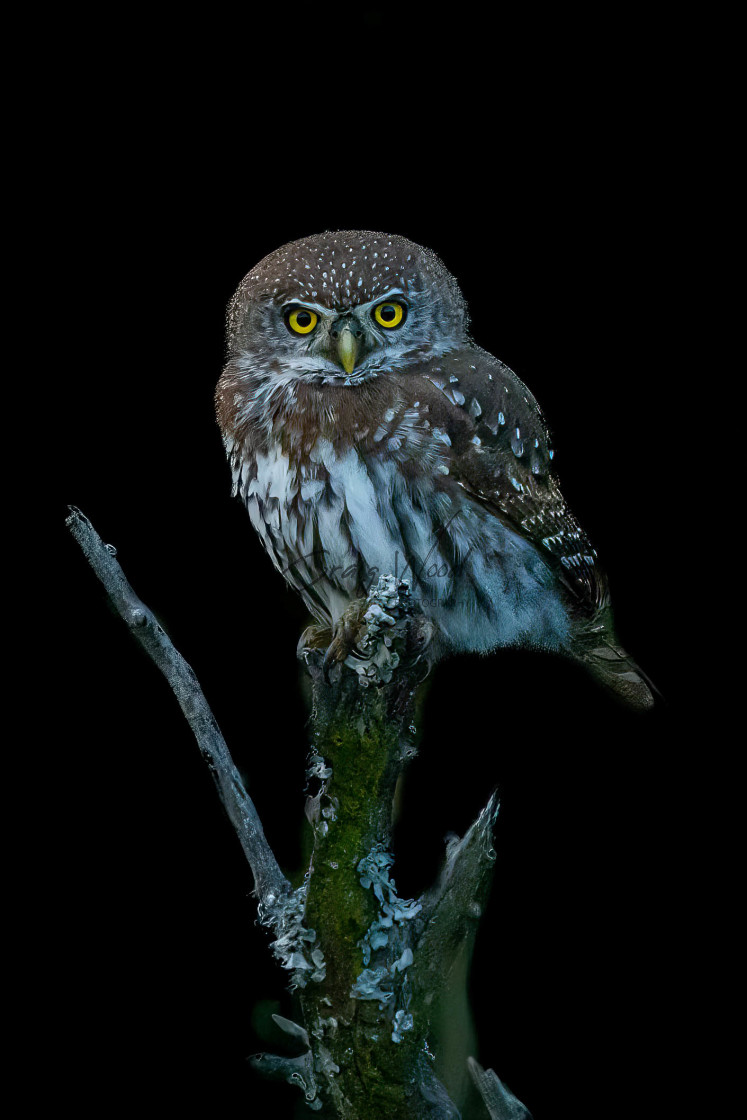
572;607;656;711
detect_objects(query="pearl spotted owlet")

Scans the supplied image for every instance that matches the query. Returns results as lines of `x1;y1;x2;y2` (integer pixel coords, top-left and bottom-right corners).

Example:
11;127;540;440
216;231;654;709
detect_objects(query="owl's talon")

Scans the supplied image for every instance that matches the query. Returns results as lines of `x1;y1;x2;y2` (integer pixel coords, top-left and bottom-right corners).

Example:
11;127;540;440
321;645;339;684
322;640;349;683
321;599;371;682
321;635;363;681
297;623;332;662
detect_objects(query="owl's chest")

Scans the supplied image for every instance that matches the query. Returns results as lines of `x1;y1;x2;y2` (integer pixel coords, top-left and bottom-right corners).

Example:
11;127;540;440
235;437;422;622
232;434;570;650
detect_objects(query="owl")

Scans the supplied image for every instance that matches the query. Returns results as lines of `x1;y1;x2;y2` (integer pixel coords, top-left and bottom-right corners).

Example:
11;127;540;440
216;231;654;709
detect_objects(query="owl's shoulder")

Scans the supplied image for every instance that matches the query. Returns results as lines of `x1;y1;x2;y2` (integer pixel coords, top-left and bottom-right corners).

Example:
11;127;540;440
387;346;552;463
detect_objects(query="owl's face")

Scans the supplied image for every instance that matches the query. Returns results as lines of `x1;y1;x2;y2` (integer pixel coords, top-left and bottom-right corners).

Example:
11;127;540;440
227;231;469;384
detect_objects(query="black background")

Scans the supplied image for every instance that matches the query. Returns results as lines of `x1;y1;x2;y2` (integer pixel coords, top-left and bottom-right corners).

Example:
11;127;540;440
43;14;708;1119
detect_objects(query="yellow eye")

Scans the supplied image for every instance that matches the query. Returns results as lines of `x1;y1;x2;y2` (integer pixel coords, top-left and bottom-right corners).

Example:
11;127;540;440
373;301;405;329
287;308;318;335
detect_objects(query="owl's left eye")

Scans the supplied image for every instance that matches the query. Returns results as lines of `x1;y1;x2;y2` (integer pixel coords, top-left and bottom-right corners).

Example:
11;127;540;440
373;301;406;329
286;307;319;335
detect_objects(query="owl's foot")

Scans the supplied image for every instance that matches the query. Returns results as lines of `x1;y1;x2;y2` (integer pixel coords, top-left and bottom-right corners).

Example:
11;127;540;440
320;577;435;687
321;600;371;683
297;623;333;662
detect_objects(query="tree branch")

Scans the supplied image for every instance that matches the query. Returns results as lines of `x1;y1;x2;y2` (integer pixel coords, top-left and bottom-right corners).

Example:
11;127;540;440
412;792;501;990
65;506;291;911
68;509;533;1118
467;1058;533;1120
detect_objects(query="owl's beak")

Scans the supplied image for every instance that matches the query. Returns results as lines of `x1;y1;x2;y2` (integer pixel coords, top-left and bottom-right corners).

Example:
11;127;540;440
335;323;360;375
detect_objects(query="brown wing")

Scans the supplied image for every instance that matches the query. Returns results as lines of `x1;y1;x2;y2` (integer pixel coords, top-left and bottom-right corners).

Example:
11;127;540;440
411;346;610;615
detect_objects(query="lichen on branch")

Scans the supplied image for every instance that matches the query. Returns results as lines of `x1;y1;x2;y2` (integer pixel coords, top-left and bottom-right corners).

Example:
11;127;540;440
68;511;532;1119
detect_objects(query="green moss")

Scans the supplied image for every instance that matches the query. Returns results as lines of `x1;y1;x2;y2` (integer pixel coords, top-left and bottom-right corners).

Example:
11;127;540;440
297;672;432;1116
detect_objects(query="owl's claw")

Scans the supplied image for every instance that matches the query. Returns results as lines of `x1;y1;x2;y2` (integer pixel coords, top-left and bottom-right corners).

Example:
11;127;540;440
309;579;434;687
321;599;370;683
297;623;332;662
322;641;369;682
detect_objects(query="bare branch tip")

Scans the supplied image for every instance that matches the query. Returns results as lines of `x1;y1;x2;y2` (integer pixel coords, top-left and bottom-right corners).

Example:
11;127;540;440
467;1056;534;1120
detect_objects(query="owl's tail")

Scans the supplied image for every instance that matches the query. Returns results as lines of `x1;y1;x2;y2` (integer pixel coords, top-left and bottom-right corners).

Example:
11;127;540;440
571;607;657;711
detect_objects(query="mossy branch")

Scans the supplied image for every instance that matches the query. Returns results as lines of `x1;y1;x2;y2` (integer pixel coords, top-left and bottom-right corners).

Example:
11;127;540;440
68;509;532;1119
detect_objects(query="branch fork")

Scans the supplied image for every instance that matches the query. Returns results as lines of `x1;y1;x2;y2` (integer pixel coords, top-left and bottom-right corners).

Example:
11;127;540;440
68;507;532;1119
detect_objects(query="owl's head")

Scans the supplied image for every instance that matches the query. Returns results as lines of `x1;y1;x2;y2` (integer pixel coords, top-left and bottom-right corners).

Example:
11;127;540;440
226;231;469;383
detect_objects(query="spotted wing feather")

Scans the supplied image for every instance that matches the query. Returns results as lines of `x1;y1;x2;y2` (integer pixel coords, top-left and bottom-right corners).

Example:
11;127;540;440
413;347;610;616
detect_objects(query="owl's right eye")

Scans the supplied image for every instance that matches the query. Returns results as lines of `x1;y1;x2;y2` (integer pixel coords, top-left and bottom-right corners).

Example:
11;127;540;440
286;308;319;335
